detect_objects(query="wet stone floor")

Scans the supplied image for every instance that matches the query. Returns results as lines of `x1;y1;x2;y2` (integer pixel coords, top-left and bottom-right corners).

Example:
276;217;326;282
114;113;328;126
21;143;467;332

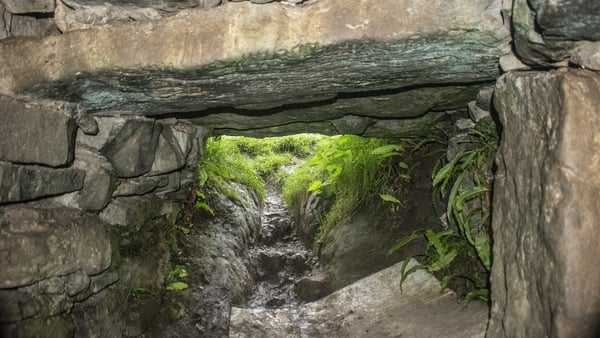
243;187;323;309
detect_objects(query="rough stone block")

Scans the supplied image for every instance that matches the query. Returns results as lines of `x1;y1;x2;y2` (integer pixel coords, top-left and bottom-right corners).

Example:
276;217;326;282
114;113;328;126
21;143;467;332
113;175;166;197
489;69;600;338
59;147;116;212
571;41;600;71
530;0;600;41
0;289;37;322
65;270;91;297
154;171;181;197
294;273;331;302
512;0;600;65
99;195;178;231
468;101;491;123
77;116;126;150
0;0;55;14
7;14;58;37
0;203;112;288
0;314;74;338
73;272;119;302
100;117;162;178
149;122;187;175
186;126;209;168
0;4;7;40
0;0;507;116
0;161;85;204
475;86;495;111
54;0;163;33
0;96;76;167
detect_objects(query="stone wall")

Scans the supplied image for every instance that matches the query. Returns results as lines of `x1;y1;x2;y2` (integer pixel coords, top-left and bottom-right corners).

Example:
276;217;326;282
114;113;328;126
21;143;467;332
0;95;206;336
0;0;599;337
488;0;600;337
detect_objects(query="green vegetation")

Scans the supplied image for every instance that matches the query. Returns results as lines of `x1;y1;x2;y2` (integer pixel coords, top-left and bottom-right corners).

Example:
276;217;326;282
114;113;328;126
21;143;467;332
198;137;266;205
197;134;323;207
388;119;497;302
281;135;410;247
196;127;496;303
165;265;189;291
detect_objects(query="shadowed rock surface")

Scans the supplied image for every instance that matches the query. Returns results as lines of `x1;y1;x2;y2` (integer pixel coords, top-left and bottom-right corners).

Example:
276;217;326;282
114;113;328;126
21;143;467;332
488;69;600;338
230;259;488;338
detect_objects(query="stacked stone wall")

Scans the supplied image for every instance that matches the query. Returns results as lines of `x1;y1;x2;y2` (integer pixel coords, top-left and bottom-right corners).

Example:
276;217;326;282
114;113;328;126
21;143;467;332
0;95;207;336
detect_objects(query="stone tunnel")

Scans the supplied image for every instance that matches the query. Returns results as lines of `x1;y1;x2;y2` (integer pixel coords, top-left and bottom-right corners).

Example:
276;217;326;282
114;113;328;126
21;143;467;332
0;0;599;337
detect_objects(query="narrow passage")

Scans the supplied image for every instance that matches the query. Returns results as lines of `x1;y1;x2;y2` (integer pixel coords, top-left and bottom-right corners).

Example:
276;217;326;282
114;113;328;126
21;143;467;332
244;184;321;309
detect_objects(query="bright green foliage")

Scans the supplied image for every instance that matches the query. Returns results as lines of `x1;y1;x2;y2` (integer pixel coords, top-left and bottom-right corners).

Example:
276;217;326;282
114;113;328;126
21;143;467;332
166;282;189;291
196;134;323;217
194;191;215;216
198;137;266;205
282;163;318;220
165;265;189;292
389;120;497;303
197;134;323;209
282;135;409;247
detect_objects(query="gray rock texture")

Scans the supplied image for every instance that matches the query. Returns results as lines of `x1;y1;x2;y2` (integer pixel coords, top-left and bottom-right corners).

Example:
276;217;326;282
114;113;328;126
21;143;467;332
149;121;189;175
100;118;162;178
0;161;85;204
571;41;600;71
153;182;262;337
0;96;76;167
230;259;488;338
510;0;600;66
0;0;55;14
489;69;600;338
59;147;116;211
0;203;112;288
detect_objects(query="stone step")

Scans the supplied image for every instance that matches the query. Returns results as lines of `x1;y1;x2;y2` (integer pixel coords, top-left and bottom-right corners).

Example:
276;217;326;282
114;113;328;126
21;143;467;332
230;259;487;338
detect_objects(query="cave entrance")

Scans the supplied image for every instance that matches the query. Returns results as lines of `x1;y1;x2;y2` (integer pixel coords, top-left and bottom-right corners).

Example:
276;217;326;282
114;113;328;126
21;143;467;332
159;128;496;336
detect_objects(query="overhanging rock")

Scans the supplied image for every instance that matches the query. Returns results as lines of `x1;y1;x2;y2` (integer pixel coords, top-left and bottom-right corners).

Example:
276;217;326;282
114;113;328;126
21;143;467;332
0;0;508;136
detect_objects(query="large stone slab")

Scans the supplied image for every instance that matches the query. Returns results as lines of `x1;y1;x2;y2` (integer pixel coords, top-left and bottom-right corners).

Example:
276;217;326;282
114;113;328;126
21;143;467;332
230;259;488;337
510;0;600;65
194;84;482;133
0;0;507;116
0;203;112;288
489;69;600;338
0;161;85;204
0;96;76;167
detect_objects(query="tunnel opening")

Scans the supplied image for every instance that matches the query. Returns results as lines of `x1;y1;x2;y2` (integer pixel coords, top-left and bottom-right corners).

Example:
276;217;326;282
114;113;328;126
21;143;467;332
148;121;497;337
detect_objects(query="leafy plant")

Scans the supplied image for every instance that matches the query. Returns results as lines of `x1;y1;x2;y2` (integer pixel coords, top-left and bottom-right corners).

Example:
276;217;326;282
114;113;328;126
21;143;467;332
194;190;215;216
173;223;194;235
196;134;323;209
389;120;498;302
165;265;189;292
134;286;157;297
283;135;409;247
166;282;189;291
197;137;266;206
